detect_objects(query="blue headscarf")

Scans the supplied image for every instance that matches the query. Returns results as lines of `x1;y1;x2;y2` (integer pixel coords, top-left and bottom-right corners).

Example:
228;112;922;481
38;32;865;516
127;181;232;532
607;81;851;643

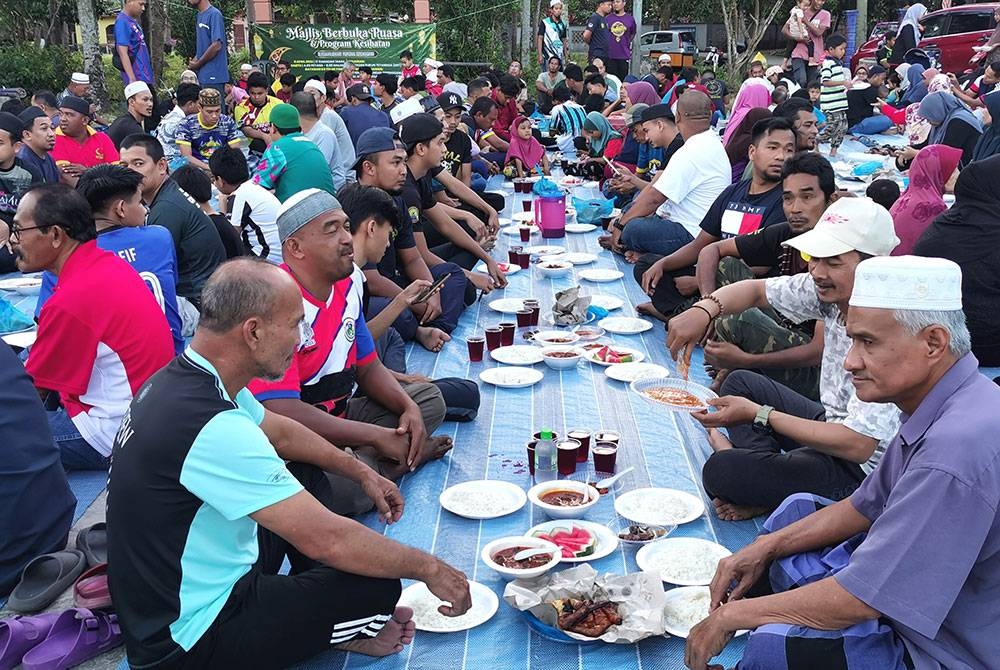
972;90;1000;162
901;64;927;105
582;111;622;156
919;92;982;146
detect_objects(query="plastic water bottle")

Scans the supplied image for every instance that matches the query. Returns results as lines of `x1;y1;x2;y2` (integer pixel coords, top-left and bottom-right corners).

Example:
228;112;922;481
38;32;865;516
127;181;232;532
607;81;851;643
535;428;557;482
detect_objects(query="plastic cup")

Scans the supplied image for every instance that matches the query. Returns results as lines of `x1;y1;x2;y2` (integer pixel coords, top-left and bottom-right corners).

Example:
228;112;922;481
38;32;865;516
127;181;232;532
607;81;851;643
516;251;531;270
593;441;618;474
499;322;516;346
568;429;591;463
508;248;521;265
519;226;531;242
516;308;533;328
557;439;580;475
485;327;503;350
467;336;485;362
526;441;536;476
522;200;532;212
594;430;620;446
523;300;540;326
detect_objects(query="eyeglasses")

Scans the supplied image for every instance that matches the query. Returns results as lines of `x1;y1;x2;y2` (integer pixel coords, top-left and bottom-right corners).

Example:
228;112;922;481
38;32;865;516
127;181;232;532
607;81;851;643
8;224;48;241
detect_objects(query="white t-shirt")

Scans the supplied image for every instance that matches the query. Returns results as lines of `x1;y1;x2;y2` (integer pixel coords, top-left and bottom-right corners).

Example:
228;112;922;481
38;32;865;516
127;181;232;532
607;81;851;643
230;181;282;264
652;129;730;236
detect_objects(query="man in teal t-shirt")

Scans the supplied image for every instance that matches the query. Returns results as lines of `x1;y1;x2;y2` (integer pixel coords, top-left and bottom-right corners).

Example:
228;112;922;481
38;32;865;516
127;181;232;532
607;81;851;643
252;103;335;202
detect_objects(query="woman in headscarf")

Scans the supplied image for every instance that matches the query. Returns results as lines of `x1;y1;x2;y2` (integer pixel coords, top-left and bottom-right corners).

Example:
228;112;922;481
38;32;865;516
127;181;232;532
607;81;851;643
972;90;1000;161
913;154;1000;365
898;63;928;107
917;92;983;166
623;81;661;108
889;144;962;255
722;82;772;146
890;3;927;65
724;108;773;183
579;111;623;180
897;78;968;168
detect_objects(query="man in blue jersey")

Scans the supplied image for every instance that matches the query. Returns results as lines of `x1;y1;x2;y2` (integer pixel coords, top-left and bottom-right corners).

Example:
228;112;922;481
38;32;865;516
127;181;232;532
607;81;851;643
35;164;185;353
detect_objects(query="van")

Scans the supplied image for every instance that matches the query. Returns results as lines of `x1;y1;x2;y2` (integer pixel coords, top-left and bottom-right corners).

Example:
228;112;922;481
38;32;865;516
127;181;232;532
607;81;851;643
638;30;699;68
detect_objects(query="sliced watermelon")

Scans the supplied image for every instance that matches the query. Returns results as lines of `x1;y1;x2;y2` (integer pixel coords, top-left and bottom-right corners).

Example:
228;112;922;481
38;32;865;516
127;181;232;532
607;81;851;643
532;526;596;558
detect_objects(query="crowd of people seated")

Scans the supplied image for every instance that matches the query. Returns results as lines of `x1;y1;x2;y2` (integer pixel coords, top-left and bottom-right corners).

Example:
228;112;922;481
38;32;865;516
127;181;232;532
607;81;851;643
1;7;999;666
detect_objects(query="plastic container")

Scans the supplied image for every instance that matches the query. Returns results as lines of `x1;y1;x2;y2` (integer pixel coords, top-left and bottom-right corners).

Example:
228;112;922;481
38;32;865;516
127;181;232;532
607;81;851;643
534;428;558;482
534;195;566;239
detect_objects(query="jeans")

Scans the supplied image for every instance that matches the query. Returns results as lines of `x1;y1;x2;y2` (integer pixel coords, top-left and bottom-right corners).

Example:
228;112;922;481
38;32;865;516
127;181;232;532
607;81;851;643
789;58;817;87
618;216;694;256
47;408;110;471
849;115;894;135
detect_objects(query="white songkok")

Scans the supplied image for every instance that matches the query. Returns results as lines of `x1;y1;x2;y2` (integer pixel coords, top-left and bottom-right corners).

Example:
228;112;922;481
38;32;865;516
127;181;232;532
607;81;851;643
71;72;90;85
850;256;963;311
124;81;150;100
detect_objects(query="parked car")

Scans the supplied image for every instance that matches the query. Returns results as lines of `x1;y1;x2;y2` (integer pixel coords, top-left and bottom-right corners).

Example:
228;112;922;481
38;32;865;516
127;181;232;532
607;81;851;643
852;3;999;75
638;30;699;69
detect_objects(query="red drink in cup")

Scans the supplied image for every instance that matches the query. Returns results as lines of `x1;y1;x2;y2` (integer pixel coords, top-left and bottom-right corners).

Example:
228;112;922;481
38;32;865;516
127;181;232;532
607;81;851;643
516;251;531;270
522;200;532;212
524;300;540;326
519;226;531;242
508;247;521;265
568;429;591;463
499;322;516;346
485;327;503;350
467;336;485;362
516;308;533;328
556;439;580;475
593;441;618;474
526;441;537;476
594;430;620;446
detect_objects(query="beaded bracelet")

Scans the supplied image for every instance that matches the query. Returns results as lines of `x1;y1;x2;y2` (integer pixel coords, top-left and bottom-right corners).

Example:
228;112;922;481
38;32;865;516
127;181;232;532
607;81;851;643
701;294;725;319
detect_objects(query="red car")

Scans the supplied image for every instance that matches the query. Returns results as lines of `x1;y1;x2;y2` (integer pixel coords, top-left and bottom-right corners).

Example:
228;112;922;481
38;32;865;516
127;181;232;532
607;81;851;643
852;3;999;75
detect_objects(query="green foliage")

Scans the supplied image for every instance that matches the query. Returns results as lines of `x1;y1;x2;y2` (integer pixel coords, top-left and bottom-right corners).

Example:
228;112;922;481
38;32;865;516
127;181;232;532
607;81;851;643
169;0;244;59
0;45;82;93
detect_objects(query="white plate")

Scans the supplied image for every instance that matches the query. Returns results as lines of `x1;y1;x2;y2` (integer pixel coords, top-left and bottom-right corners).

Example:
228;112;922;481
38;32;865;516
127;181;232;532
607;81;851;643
526;245;565;256
473;261;520;275
630;377;719;412
605;362;670;383
598;316;652;335
565;223;597;233
501;223;537;235
636;538;732;586
586;294;624;310
479;367;544;388
615;487;706;526
1;328;37;349
511;212;537;223
661;586;748;638
490;345;544;365
583;345;646;366
559;176;585;187
525;519;620;564
0;277;42;295
531;330;580;346
489;298;533;314
562;252;598;265
579;269;624;283
439;480;528;519
398;580;499;633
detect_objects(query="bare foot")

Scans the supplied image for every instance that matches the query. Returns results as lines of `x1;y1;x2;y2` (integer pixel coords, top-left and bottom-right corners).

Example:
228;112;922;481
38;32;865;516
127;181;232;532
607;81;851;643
712;498;771;522
334;606;416;657
707;428;733;453
427;435;453;460
415;326;450;352
708;369;731;393
598;234;614;250
636;302;670;323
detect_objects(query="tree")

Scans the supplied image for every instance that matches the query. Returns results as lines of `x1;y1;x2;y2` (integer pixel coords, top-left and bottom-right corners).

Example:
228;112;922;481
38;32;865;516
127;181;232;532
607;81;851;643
75;0;107;105
719;0;785;84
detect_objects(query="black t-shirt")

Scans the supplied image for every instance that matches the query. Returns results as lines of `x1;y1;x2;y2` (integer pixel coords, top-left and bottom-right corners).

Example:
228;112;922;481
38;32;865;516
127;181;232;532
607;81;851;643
208;212;247;259
0;343;75;594
0;157;44;272
107;114;146;150
699;180;785;240
847;86;881;127
734;221;808;277
147;178;226;306
375;189;418;280
585;13;610;58
443;130;472;178
399;166;441;235
661;134;686;168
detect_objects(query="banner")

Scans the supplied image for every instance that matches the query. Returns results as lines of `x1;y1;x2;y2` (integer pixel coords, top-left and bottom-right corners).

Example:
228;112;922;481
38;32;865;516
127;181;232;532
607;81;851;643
256;23;436;75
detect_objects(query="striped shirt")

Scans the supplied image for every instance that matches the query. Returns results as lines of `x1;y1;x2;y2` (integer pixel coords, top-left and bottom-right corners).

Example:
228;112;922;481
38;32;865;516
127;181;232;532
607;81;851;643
552;101;587;138
819;57;849;113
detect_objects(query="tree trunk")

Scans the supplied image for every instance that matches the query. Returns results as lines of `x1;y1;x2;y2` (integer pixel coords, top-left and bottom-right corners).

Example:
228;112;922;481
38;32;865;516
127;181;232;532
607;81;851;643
144;0;167;89
75;0;107;107
520;0;532;65
720;0;784;87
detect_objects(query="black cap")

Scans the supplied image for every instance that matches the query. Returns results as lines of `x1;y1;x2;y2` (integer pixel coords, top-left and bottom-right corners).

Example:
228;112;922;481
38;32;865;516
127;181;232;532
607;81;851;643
352;127;403;170
19;107;47;129
59;95;91;117
0;112;23;139
397;112;444;147
420;96;441;113
346;83;372;101
640;104;675;123
436;92;465;112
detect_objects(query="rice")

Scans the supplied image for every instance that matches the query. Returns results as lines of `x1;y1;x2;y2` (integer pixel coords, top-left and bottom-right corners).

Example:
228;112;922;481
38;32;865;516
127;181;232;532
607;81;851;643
444;489;515;517
646;543;728;584
664;589;711;633
408;594;484;631
618;491;697;525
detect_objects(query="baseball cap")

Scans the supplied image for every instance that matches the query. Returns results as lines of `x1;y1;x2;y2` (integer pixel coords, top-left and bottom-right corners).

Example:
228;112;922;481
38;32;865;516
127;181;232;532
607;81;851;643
639;103;674;123
124;81;150;100
352;127;403;169
437;92;464;112
269;103;301;132
346;83;372;101
782;197;900;258
624;103;649;127
868;64;887;77
657;54;672;64
59;95;91;117
850;256;962;311
397;112;444;148
276;189;342;243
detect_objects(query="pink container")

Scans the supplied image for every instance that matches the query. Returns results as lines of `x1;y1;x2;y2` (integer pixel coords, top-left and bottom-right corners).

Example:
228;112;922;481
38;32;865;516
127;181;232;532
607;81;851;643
533;195;566;239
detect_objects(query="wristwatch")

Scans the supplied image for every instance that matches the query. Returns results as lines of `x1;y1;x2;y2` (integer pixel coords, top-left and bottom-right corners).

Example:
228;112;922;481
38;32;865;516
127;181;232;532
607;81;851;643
612;218;626;231
752;405;775;434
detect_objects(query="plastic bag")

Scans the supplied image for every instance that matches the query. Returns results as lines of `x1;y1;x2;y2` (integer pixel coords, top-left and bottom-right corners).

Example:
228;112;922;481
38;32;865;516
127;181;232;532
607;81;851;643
532;176;563;197
571;195;614;224
0;295;34;333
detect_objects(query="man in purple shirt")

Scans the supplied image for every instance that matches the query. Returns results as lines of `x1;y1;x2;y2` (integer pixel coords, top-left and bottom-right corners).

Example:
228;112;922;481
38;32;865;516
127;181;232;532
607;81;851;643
684;255;1000;670
606;0;636;80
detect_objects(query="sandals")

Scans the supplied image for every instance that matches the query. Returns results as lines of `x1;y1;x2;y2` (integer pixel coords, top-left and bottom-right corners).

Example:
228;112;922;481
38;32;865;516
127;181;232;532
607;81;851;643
73;564;112;611
7;551;87;613
74;523;108;569
20;608;122;670
0;613;60;670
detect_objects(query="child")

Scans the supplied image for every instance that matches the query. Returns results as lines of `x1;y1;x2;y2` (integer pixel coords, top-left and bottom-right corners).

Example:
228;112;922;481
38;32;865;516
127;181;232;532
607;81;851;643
276;73;295;102
819;34;851;157
399;50;419;80
782;0;813;67
579;111;623;180
503;116;549;178
807;80;827;127
549;86;587;159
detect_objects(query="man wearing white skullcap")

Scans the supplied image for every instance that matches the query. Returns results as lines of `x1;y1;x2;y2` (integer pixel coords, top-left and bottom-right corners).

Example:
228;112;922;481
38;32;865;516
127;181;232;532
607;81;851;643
685;255;1000;670
106;81;154;150
668;197;902;522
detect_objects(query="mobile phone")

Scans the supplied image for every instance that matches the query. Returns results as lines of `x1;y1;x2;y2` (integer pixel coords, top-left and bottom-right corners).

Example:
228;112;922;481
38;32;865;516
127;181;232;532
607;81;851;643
412;274;449;304
603;156;624;177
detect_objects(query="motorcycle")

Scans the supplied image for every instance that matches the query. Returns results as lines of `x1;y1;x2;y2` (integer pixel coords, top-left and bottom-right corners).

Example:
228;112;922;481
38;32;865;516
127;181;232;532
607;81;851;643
703;46;727;71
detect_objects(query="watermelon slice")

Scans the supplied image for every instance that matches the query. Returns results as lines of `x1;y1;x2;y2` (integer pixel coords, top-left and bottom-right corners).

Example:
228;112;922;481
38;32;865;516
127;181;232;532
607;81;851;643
595;346;634;364
531;525;597;558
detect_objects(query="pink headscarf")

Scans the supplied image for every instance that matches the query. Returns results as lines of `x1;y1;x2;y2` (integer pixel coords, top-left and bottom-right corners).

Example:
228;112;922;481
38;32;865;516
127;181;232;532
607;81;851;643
904;74;952;144
504;115;545;170
723;83;772;146
625;81;660;107
890;144;962;255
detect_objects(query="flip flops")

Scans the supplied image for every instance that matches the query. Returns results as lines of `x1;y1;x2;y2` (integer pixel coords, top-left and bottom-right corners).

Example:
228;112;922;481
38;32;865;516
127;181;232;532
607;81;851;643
20;608;122;670
73;564;111;611
0;613;60;670
74;523;107;569
7;551;87;613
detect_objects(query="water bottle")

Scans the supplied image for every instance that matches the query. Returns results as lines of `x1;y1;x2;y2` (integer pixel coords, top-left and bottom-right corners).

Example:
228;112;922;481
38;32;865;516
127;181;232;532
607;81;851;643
535;428;557;482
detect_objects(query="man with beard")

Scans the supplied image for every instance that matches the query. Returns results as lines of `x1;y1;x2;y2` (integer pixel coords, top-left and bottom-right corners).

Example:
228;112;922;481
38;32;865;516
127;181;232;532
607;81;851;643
17;107;59;184
667;197;902;522
107;81;155;150
50;96;119;186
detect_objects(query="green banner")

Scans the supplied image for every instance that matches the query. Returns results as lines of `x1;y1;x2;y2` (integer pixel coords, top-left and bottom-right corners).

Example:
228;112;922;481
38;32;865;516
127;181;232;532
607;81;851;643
256;23;437;76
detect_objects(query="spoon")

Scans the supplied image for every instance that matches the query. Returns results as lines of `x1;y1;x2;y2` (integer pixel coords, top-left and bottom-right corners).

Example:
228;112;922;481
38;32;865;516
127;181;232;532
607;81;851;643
513;546;558;562
595;466;635;491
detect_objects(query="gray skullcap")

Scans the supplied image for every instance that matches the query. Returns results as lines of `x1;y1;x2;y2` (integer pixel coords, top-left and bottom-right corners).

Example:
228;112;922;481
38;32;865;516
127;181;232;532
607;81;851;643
276;188;342;243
